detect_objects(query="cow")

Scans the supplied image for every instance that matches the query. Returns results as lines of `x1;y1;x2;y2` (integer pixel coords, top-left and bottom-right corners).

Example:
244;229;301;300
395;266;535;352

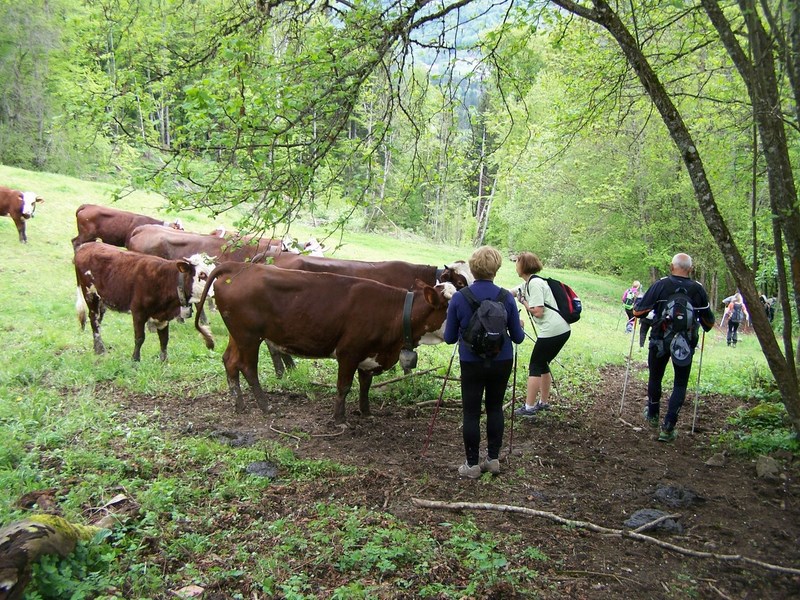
194;262;454;424
126;224;282;263
0;186;44;243
72;204;183;250
270;254;472;292
74;242;215;361
260;254;473;376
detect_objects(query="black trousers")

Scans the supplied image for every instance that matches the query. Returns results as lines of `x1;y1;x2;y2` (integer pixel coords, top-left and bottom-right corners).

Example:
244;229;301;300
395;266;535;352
646;343;693;431
459;359;513;465
727;321;741;345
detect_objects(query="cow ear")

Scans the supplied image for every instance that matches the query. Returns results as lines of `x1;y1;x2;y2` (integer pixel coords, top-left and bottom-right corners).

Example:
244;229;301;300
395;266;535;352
177;260;191;273
35;197;44;203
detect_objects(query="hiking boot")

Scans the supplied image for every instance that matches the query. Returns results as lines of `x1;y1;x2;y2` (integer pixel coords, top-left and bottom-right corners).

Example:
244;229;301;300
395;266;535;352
643;406;658;428
514;405;539;418
458;462;482;479
480;457;501;475
658;428;677;443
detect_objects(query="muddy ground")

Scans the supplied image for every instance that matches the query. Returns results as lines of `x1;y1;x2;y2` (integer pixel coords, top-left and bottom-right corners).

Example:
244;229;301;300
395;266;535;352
117;362;800;599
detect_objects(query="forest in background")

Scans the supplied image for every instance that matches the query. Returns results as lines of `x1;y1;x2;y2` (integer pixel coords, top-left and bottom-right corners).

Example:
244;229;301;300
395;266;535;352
0;0;787;300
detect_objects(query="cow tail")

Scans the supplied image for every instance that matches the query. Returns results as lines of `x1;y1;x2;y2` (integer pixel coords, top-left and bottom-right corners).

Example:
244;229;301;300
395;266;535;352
195;266;220;350
75;287;87;330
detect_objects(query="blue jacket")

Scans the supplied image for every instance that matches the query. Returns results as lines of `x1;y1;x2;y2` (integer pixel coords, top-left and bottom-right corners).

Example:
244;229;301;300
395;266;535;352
443;280;526;362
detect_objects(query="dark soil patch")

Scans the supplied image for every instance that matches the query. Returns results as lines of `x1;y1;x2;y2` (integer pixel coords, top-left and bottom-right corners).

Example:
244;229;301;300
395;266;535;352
117;364;800;599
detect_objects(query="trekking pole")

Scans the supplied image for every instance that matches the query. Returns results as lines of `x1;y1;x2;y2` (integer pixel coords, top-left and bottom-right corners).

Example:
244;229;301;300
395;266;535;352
422;342;458;456
691;331;706;434
506;343;518;460
618;317;638;416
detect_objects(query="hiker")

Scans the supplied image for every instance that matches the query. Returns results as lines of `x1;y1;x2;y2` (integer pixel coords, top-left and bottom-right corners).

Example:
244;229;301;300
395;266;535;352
622;280;642;333
723;293;749;347
443;246;525;479
633;253;714;442
513;252;572;419
760;294;776;324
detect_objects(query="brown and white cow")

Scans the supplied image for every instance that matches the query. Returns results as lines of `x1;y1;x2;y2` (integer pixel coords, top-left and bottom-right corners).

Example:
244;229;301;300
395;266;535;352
126;224;282;263
0;186;44;243
194;262;453;424
262;254;473;376
72;204;183;249
74;242;215;361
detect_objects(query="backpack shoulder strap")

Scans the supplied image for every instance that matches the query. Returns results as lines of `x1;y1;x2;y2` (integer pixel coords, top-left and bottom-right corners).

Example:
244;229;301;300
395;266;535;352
495;288;509;302
460;287;479;310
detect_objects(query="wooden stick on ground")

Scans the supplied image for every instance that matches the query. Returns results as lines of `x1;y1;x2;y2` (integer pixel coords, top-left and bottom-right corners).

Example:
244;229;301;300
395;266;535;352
411;498;800;576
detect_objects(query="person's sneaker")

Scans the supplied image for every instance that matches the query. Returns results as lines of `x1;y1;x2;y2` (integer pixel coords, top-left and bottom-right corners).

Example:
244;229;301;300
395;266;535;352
514;405;539;418
658;428;677;442
643;406;658;428
480;457;501;475
458;462;482;479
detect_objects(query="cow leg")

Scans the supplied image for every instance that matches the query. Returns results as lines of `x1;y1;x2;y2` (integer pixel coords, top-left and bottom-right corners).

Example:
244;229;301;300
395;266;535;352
225;337;271;414
14;218;26;243
265;342;287;379
280;352;297;373
156;323;169;361
222;339;247;414
334;363;357;424
131;315;147;362
84;291;106;355
356;369;374;417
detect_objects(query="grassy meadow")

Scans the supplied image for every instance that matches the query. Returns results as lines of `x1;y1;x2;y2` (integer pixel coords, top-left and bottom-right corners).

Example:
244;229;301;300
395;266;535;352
0;164;781;597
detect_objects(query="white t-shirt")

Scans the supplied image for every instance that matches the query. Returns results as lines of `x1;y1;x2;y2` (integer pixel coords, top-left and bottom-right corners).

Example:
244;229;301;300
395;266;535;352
524;276;571;338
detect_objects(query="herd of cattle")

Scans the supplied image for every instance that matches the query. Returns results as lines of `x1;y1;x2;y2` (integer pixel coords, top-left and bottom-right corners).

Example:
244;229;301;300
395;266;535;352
2;185;474;423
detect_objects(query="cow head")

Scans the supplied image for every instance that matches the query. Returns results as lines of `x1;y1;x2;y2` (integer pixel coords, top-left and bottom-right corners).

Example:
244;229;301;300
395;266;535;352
20;192;43;219
180;253;217;303
168;219;184;231
419;281;456;345
439;260;473;290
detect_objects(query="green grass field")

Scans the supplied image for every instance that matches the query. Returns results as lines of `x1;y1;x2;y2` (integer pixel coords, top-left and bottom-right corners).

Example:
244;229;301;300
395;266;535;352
0;164;781;598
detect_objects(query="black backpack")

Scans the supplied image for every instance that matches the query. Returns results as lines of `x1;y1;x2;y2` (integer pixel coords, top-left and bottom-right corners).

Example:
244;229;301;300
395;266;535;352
660;285;699;366
530;276;582;324
460;287;510;363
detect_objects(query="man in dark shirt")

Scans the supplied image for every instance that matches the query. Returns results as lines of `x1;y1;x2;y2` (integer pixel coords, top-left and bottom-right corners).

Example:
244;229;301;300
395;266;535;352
633;253;715;442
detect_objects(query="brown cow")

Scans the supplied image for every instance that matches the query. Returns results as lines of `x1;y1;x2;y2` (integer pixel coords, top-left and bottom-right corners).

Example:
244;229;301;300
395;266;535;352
126;224;282;263
74;242;215;361
194;262;454;423
0;186;44;243
262;254;473;376
72;204;183;249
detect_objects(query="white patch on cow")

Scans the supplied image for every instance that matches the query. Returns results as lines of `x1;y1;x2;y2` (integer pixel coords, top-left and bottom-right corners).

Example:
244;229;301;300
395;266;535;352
186;253;217;301
21;192;37;217
446;260;474;286
148;319;169;331
438;282;457;300
358;355;381;370
303;237;325;256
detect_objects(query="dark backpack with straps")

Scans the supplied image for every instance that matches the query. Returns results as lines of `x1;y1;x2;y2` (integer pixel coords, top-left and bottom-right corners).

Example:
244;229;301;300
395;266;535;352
658;282;700;366
460;287;510;363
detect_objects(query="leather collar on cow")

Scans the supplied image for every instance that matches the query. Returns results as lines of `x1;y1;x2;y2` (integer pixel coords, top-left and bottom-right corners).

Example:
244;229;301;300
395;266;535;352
402;291;414;350
177;271;190;307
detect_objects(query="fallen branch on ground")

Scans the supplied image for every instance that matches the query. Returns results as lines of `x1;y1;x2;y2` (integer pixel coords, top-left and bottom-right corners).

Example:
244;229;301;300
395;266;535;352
411;498;800;576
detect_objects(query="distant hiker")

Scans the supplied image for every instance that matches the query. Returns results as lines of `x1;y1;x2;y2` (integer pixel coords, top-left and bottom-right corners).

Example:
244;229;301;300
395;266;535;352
513;252;572;419
723;293;749;347
760;294;776;324
622;281;642;333
633;253;714;442
443;246;525;479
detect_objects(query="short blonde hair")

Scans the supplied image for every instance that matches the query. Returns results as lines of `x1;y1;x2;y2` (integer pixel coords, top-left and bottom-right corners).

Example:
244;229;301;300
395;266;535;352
469;246;503;280
515;252;543;276
633;280;641;288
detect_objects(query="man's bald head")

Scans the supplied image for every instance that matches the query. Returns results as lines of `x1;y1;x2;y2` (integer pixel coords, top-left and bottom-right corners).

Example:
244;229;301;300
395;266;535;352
671;253;693;276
